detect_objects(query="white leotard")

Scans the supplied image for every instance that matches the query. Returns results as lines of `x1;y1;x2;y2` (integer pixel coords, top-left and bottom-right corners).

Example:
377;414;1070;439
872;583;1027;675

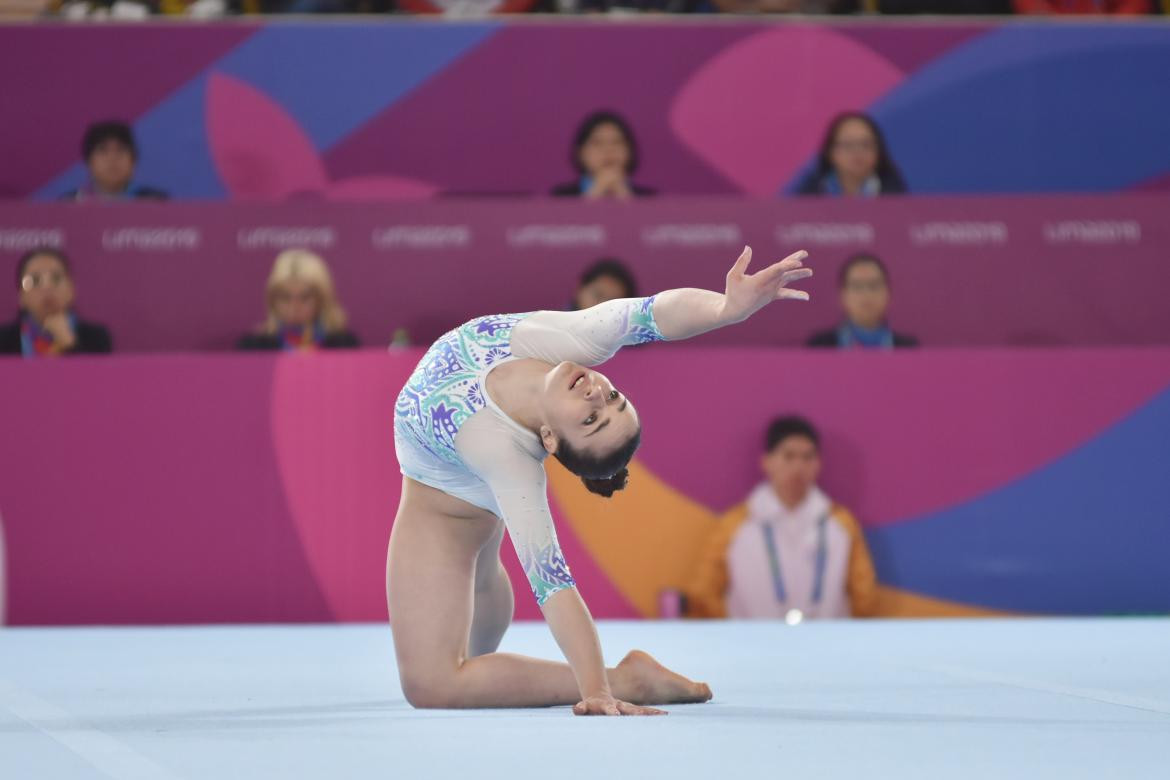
393;298;664;605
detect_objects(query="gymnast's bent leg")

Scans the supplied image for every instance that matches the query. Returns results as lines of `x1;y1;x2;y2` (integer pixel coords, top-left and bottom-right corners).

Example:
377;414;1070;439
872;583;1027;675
467;518;513;658
386;477;710;709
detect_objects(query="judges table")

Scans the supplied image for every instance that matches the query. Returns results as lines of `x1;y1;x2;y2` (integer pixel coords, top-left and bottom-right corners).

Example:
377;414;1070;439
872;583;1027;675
0;195;1167;353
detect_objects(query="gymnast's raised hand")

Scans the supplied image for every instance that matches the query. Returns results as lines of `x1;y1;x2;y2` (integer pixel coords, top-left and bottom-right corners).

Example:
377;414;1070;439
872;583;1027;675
387;247;811;716
655;246;812;339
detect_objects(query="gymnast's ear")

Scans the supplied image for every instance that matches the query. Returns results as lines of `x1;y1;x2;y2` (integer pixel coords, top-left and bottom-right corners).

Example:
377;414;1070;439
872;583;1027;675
539;425;559;455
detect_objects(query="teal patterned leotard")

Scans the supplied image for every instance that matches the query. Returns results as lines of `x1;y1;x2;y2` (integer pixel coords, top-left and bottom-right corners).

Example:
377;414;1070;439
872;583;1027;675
393;297;664;605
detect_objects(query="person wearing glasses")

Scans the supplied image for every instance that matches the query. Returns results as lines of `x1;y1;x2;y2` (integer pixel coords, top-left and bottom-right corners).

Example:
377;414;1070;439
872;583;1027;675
806;254;918;350
795;113;907;198
1;248;112;357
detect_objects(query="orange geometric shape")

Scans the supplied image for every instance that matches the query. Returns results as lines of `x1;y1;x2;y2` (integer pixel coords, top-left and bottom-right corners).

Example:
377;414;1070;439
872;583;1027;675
546;458;719;618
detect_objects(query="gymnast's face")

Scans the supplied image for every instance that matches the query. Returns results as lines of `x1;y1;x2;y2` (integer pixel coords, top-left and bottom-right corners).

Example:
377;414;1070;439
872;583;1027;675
538;361;639;457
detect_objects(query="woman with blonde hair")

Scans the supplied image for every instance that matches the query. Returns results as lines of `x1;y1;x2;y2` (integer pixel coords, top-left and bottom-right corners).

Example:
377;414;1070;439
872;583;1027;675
237;249;360;351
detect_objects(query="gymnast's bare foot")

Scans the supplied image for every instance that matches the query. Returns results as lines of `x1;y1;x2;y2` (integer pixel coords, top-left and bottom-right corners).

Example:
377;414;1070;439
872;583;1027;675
616;650;713;706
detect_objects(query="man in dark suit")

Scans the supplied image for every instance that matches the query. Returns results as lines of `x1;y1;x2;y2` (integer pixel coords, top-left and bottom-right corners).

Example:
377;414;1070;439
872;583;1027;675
806;253;918;350
1;248;112;357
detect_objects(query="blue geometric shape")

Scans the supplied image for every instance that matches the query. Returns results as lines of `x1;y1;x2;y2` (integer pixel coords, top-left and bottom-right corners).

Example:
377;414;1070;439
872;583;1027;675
874;26;1170;193
33;23;498;200
213;23;498;152
785;25;1170;194
866;385;1170;615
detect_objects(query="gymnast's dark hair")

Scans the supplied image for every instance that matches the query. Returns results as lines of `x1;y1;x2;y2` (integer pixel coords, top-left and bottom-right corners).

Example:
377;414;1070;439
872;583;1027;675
571;110;639;175
765;416;820;453
16;247;70;290
553;427;642;498
813;112;904;189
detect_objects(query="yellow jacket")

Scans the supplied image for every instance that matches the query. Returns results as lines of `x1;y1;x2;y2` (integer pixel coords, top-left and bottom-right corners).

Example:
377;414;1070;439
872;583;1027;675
684;495;879;619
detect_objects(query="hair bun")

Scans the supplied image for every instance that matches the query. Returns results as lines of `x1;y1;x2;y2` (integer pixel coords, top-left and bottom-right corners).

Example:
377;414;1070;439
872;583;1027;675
581;468;629;498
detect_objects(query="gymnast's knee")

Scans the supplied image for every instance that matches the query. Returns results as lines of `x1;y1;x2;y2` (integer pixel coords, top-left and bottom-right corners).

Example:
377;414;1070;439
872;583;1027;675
401;676;450;709
399;667;460;709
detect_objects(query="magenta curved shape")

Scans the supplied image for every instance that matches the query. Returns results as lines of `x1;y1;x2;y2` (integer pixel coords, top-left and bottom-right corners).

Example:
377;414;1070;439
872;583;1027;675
670;27;904;196
206;72;329;200
270;352;407;622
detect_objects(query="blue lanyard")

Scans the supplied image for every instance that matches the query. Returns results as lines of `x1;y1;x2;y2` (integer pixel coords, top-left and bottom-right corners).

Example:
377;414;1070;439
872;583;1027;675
837;322;894;350
760;515;828;606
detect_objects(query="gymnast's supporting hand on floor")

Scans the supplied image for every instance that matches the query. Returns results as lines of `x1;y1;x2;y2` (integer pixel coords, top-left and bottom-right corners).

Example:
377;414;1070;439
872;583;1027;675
387;247;812;715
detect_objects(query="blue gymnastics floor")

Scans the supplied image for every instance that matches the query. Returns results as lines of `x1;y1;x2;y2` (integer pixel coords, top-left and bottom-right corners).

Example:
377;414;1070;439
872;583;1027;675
2;619;1168;779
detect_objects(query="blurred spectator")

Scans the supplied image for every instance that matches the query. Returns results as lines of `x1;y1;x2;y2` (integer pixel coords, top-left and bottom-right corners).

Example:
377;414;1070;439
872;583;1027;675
879;0;1012;11
237;249;360;351
0;248;112;357
571;258;638;310
707;0;845;11
578;0;692;9
61;121;168;202
395;0;542;10
1012;0;1150;13
807;254;918;349
551;111;655;199
703;1;1019;15
258;0;391;12
0;0;52;18
795;112;907;197
684;416;878;620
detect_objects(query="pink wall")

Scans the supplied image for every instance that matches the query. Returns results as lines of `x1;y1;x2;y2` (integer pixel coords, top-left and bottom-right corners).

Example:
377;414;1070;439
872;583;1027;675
0;195;1167;351
2;348;1168;625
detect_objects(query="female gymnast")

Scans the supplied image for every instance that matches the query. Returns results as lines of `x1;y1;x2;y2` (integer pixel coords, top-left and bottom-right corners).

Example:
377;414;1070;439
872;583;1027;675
388;246;812;715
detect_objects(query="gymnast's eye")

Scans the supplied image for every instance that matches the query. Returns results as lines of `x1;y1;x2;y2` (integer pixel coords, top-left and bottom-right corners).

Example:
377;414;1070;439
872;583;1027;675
608;390;619;401
584;413;598;425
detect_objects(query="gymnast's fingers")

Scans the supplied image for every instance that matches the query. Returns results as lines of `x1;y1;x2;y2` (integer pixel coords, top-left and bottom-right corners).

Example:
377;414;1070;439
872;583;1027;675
754;250;808;284
781;267;814;287
776;288;811;302
572;698;622;716
728;245;753;279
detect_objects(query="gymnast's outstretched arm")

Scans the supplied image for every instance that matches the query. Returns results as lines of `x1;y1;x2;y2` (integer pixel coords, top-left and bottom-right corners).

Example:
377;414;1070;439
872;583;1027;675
512;247;809;366
652;247;811;341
